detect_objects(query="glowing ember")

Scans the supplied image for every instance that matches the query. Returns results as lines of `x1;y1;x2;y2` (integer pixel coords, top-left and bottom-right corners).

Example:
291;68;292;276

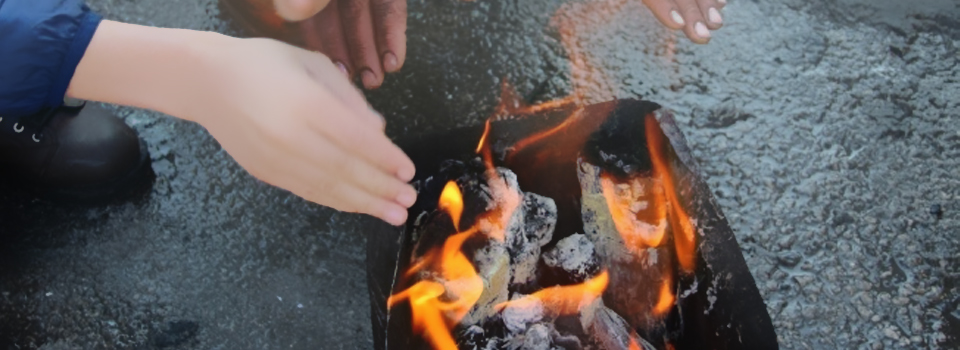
653;275;675;316
496;271;609;317
388;182;484;350
645;115;697;273
599;174;668;250
629;338;643;350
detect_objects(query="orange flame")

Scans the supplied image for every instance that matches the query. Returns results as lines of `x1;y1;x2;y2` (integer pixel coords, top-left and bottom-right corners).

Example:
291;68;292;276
629;338;643;350
476;119;491;154
497;271;609;316
653;275;675;316
508;107;586;156
599;174;668;250
388;182;483;350
438;181;464;230
645;115;696;273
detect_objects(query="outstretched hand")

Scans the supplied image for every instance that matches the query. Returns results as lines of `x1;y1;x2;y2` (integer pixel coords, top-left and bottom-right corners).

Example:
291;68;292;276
68;21;417;225
197;37;417;225
274;0;407;90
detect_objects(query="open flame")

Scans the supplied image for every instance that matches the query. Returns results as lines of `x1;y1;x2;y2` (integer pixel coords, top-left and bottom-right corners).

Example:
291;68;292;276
438;181;464;230
496;270;609;316
599;174;668;250
388;181;483;350
653;275;675;316
645;115;697;273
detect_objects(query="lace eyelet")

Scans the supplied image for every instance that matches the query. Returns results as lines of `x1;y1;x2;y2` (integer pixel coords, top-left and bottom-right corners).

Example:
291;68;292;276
32;134;41;143
13;123;24;133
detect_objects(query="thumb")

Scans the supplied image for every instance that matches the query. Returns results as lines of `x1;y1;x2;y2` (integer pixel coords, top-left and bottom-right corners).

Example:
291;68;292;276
273;0;332;21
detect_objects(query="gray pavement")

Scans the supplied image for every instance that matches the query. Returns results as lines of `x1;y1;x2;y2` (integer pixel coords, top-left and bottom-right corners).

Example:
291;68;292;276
0;0;958;349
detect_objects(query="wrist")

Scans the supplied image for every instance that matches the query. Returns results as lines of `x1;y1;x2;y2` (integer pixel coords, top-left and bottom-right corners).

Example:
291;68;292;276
67;21;236;124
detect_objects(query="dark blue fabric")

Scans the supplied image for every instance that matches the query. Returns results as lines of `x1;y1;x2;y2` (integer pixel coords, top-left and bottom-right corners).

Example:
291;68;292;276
0;0;102;118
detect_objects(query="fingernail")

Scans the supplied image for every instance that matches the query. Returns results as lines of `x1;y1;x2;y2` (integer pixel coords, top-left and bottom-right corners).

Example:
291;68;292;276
670;10;685;26
718;0;727;4
384;207;407;226
335;61;349;76
383;52;399;73
397;190;417;207
397;167;415;182
361;69;379;89
695;22;711;38
708;7;723;24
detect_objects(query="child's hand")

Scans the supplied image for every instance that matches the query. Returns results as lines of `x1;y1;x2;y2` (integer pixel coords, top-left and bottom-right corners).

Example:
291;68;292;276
68;21;417;225
195;37;417;225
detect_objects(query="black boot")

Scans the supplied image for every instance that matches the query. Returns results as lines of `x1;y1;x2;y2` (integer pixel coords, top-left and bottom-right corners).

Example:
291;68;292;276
0;102;152;200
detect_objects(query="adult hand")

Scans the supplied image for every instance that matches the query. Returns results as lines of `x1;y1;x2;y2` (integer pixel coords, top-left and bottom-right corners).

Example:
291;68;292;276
273;0;408;90
642;0;725;44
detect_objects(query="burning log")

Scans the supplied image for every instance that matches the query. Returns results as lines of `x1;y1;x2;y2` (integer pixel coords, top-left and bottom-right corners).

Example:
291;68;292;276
589;305;657;350
578;159;676;330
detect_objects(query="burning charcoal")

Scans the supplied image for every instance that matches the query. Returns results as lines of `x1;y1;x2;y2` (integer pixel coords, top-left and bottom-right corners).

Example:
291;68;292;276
509;193;558;289
551;334;583;350
517;323;553;350
542;234;601;283
577;159;675;330
457;325;496;350
522;192;558;247
461;242;512;326
501;294;545;334
589;306;656;350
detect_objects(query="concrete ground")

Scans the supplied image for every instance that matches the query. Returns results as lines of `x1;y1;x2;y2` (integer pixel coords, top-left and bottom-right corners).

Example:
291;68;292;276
1;0;957;349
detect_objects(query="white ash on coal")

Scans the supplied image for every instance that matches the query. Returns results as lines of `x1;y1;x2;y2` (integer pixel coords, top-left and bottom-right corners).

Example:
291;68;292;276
509;323;553;350
501;293;545;334
509;192;557;290
542;233;601;284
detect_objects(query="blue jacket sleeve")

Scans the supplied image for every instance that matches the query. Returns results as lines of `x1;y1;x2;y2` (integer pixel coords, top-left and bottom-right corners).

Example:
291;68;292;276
0;0;102;118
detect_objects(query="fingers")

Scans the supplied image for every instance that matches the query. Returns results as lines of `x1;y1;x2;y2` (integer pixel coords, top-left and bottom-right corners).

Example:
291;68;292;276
273;0;332;21
303;2;352;76
371;0;407;73
696;0;724;30
299;50;385;130
672;0;711;44
329;181;410;225
338;0;385;89
315;113;416;181
642;0;722;44
287;112;415;225
341;155;418;209
642;0;685;30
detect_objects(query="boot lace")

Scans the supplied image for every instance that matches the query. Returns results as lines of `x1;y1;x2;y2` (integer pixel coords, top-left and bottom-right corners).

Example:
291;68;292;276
13;102;86;143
